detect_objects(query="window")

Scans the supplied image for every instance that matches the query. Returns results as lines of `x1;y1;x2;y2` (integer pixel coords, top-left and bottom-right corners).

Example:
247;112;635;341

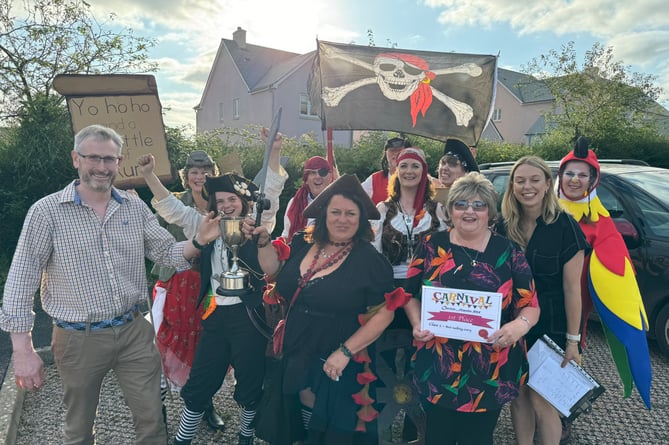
300;94;318;117
232;98;240;119
218;102;224;123
492;108;502;121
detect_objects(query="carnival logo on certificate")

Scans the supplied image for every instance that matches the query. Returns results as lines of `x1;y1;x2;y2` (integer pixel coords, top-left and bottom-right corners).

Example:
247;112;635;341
420;285;502;343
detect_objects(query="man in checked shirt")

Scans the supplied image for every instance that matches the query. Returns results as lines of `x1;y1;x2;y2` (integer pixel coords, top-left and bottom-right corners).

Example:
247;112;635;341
0;124;221;445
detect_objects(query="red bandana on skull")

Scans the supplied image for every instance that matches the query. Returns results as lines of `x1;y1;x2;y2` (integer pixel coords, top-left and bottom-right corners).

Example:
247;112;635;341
376;53;436;127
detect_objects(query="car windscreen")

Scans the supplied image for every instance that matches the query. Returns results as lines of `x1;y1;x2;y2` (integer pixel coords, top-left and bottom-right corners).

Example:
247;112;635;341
620;170;669;207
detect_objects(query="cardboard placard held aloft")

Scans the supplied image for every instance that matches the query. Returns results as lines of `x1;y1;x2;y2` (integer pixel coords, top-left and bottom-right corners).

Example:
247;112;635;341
53;74;174;188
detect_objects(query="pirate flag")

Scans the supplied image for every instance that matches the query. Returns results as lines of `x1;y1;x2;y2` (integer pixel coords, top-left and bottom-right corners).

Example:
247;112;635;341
309;40;497;146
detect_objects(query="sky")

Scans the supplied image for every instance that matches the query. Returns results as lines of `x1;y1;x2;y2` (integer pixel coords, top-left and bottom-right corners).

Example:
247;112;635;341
72;0;669;130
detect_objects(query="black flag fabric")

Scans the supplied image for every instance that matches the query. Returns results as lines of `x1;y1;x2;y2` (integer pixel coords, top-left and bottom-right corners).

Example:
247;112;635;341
309;40;497;146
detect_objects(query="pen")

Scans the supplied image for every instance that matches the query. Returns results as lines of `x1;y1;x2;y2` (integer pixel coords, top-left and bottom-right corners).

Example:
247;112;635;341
453;264;463;275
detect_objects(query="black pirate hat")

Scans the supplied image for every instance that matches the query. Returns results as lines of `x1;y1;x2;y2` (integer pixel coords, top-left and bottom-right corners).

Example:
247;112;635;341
303;174;380;220
443;138;479;172
204;173;258;201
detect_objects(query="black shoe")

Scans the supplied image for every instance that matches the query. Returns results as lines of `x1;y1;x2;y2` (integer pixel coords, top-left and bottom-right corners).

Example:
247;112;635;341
237;434;254;445
204;404;226;430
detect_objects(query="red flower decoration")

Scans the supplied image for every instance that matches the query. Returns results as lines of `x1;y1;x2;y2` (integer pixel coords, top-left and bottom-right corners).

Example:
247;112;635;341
357;404;379;422
384;287;412;311
353;348;371;364
356;371;377;385
271;237;290;261
352;387;375;405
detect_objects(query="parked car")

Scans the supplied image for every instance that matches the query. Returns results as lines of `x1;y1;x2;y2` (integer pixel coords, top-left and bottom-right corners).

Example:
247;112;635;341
479;160;669;355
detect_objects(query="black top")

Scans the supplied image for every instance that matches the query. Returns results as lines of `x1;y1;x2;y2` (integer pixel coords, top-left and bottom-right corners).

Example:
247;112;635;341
275;233;394;436
198;241;265;309
502;212;588;346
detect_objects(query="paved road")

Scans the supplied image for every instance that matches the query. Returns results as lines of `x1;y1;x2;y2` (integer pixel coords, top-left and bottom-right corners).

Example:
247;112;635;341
8;321;669;444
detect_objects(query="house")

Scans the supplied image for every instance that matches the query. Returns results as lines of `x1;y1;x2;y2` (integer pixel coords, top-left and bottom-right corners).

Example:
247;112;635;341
195;27;353;147
196;28;667;147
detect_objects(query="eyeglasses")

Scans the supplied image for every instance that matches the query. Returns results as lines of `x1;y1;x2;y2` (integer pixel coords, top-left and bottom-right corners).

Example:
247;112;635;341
77;152;121;166
305;168;330;177
563;171;590;181
453;200;488;211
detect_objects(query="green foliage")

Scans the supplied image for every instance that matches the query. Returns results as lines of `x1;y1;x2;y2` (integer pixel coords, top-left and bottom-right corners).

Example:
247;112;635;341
476;141;534;164
0;0;157;121
523;41;665;147
0;95;74;295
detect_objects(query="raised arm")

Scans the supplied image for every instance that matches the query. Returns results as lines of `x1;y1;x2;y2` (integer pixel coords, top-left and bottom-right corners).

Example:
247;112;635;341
137;154;171;202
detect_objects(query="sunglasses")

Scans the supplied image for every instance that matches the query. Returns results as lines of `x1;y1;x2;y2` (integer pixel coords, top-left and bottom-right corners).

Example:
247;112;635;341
305;168;331;177
453;200;488;211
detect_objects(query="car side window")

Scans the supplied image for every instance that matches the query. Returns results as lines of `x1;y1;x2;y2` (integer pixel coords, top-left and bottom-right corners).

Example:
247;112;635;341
598;184;624;217
490;175;509;210
634;192;669;238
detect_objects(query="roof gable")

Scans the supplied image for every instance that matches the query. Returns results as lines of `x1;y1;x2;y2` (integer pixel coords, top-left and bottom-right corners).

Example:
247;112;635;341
497;68;554;104
223;38;304;90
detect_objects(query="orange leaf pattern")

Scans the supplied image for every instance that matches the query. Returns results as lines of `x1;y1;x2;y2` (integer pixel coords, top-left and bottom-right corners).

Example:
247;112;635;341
405;230;538;412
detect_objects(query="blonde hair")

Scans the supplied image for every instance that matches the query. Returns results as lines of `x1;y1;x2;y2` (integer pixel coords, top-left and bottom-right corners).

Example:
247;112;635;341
501;156;562;249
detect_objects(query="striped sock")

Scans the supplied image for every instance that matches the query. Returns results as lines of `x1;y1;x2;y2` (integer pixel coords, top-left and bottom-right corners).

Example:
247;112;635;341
175;407;204;441
239;407;257;438
160;375;168;403
301;406;312;430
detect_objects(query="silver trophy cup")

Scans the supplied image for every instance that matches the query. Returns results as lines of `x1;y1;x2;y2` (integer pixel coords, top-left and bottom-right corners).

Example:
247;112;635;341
215;216;252;296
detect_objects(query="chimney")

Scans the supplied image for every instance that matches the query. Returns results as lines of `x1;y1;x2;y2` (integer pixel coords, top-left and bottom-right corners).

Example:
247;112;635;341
233;27;246;49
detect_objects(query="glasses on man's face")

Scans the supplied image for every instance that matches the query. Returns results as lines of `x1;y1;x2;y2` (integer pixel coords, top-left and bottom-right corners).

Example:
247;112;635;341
563;171;590;181
77;152;121;166
453;200;488;211
305;168;330;177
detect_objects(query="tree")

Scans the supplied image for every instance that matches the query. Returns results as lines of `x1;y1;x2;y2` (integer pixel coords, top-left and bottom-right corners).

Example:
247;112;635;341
0;0;156;121
523;41;667;156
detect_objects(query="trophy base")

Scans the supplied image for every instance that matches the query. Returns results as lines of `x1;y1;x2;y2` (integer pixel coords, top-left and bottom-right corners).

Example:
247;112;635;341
216;285;254;297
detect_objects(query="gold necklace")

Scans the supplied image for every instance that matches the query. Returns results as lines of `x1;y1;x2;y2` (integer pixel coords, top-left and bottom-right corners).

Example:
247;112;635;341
458;245;481;267
451;231;487;267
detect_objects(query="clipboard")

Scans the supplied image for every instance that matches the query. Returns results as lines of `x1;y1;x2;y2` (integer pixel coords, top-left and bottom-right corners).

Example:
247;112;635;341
527;335;605;420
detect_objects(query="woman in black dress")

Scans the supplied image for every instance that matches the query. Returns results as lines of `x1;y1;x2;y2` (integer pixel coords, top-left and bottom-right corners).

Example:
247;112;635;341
245;174;410;445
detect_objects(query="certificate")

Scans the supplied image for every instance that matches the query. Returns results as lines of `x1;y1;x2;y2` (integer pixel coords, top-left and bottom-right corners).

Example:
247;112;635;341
420;285;502;343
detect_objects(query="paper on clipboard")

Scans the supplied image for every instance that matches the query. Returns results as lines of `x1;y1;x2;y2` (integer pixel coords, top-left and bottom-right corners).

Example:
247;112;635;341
528;336;605;419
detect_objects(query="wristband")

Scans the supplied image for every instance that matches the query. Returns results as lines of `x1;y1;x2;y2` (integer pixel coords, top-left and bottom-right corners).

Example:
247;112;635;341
191;237;207;250
517;315;531;328
339;343;354;359
565;333;581;342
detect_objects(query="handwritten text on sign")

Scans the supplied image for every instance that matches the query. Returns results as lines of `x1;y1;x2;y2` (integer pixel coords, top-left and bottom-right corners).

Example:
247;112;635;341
420;285;502;343
67;95;169;186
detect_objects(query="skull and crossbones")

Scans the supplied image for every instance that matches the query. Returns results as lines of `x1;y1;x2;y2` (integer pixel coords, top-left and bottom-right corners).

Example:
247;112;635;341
321;45;482;126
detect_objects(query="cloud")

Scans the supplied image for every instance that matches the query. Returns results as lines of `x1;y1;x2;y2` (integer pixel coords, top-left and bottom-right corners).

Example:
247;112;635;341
423;0;669;106
160;91;202;130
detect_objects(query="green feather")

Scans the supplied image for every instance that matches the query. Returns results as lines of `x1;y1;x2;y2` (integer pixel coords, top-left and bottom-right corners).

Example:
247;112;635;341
601;322;633;398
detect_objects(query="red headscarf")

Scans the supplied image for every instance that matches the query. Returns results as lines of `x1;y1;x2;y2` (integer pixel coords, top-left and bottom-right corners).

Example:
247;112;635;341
285;156;331;242
396;148;429;227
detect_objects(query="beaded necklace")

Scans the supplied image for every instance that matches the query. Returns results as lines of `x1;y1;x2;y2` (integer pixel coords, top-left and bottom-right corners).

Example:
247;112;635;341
299;241;353;288
320;240;352;259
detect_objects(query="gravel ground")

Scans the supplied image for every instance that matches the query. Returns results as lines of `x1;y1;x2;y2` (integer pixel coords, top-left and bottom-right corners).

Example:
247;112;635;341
13;322;669;444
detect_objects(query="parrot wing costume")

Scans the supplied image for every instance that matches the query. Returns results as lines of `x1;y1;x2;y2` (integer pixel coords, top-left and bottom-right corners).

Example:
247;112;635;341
560;197;652;409
558;136;651;409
